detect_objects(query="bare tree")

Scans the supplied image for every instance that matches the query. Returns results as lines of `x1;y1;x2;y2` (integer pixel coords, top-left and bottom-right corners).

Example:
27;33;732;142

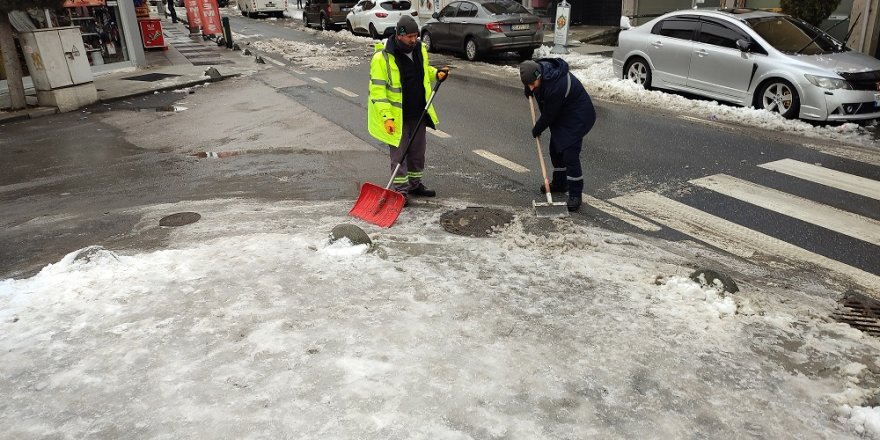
1;0;64;110
780;0;843;26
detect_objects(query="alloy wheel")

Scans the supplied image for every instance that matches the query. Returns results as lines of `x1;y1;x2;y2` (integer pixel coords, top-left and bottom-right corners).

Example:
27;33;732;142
627;62;648;86
465;39;477;61
762;83;793;114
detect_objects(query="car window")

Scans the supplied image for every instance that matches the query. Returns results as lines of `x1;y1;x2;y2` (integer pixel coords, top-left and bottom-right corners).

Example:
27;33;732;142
482;0;529;15
439;2;459;18
380;1;411;10
697;20;746;49
456;2;477;18
363;1;375;10
652;18;698;41
746;16;842;54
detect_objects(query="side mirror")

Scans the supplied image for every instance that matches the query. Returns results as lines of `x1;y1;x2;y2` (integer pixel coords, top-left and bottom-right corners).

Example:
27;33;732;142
736;39;750;52
432;12;439;19
619;15;631;30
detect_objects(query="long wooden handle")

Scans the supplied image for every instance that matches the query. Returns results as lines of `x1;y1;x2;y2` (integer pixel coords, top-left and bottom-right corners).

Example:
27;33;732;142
528;97;554;203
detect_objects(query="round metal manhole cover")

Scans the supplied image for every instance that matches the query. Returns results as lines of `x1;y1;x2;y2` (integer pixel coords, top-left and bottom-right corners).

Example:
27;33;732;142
440;207;513;237
159;212;201;227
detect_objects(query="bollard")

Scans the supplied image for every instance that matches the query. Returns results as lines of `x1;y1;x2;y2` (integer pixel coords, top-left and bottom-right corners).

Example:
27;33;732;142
222;17;233;49
551;0;571;55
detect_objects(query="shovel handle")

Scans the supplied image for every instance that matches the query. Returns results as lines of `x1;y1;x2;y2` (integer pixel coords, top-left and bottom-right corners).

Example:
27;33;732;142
528;97;554;203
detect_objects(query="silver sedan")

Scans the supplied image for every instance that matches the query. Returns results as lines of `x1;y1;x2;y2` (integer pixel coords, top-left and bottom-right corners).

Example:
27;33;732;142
612;8;880;122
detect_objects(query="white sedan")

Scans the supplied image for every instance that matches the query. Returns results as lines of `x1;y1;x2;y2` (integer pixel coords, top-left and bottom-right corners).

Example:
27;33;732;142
346;0;419;39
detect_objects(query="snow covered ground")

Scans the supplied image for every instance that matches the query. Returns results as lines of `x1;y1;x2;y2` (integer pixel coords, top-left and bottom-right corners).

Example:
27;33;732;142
2;199;879;438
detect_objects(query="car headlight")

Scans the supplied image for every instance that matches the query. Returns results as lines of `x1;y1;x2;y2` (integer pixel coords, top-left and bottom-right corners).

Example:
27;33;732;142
804;74;852;90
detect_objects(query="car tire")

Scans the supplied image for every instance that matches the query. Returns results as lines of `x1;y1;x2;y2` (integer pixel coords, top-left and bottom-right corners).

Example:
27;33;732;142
623;57;652;89
518;48;535;60
369;23;379;39
346;20;354;33
465;38;479;61
422;31;434;52
758;79;800;119
303;12;310;28
322;14;332;31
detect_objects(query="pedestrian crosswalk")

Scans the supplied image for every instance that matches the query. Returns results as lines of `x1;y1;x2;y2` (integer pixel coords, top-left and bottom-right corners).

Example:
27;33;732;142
601;157;880;296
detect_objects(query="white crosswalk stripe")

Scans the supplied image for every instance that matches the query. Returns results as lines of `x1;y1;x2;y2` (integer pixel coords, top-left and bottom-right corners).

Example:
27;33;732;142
691;174;880;245
610;191;880;294
759;159;880;201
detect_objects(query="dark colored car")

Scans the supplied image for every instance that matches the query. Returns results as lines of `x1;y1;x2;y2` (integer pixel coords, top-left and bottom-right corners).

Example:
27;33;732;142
304;0;359;31
421;0;543;61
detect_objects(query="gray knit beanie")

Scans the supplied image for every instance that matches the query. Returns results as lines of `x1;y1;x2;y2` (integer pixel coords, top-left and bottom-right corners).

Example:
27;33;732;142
519;60;542;85
396;15;419;36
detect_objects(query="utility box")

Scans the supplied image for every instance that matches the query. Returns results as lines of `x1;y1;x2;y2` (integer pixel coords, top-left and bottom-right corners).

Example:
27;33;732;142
19;27;98;113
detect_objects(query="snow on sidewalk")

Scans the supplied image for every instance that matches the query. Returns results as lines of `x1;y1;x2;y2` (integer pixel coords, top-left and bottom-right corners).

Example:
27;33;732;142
2;198;879;438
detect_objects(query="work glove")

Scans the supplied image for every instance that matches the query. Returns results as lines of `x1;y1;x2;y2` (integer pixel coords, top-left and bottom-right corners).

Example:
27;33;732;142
437;66;450;81
523;86;532;98
531;125;542;139
385;119;395;135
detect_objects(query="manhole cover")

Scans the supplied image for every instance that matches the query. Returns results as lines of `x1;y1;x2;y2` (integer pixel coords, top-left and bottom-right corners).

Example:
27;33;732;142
159;212;201;227
832;291;880;337
440;207;513;237
123;73;181;82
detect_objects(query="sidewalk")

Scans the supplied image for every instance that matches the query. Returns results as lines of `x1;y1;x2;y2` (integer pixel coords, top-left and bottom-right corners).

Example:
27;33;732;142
0;18;255;125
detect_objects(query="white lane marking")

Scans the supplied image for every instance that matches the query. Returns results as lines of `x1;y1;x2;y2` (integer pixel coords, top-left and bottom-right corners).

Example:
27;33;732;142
333;87;358;97
232;32;263;39
310;77;328;84
583;195;661;232
678;115;732;129
803;143;880;168
292;69;306;75
691;174;880;245
759;159;880;201
610;191;880;294
428;128;451;138
472;149;529;173
265;57;285;66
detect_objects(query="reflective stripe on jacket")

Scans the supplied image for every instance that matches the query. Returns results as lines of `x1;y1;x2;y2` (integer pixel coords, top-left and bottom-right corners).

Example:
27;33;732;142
368;41;439;146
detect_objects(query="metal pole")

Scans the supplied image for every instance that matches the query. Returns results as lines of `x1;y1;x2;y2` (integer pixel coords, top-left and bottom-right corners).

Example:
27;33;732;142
222;16;233;48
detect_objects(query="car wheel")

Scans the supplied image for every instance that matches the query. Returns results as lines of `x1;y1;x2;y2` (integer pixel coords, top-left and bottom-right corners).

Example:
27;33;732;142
346;20;353;33
465;38;478;61
623;57;652;89
518;48;534;60
422;31;434;52
758;79;800;119
369;23;379;39
322;14;332;31
303;12;311;28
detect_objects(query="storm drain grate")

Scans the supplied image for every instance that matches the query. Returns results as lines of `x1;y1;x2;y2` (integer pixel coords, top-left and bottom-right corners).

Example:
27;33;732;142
123;73;181;82
832;291;880;337
440;207;513;237
159;212;201;227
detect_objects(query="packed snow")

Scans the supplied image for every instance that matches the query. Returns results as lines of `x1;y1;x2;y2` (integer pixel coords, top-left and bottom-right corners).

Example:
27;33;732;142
2;199;879;438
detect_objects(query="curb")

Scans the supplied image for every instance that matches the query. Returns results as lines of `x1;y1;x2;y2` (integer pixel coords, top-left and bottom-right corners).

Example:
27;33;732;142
96;73;240;105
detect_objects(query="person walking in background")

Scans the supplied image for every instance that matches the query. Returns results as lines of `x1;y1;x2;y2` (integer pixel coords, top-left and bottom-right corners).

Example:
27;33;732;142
297;0;303;8
521;58;596;212
367;15;449;207
166;0;178;23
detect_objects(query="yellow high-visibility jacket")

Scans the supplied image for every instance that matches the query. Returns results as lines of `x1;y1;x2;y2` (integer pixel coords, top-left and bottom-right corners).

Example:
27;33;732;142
367;41;439;146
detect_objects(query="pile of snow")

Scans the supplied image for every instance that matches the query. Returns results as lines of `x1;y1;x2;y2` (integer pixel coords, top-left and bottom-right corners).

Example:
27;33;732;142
2;199;879;438
250;37;367;70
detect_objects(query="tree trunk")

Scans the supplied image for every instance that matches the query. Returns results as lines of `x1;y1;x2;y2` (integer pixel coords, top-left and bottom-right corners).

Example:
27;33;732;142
0;11;27;110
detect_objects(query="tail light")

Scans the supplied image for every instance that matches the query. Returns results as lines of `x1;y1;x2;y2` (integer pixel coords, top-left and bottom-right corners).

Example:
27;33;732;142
486;22;503;33
376;12;388;17
411;11;418;16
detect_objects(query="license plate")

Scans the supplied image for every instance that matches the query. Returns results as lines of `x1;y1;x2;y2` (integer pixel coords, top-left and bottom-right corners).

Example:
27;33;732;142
512;24;529;31
875;93;880;107
266;2;275;6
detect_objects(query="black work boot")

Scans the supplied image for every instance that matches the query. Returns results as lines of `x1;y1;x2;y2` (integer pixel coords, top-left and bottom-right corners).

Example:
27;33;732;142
410;184;436;197
539;182;567;194
567;194;582;212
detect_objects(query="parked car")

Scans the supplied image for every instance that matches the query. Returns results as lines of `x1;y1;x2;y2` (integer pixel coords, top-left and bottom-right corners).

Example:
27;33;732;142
238;0;287;18
421;0;543;61
346;0;418;39
612;8;880;122
304;0;359;31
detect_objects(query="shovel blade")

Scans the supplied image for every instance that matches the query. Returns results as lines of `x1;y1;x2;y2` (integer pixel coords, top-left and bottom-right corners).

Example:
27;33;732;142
533;200;570;218
350;182;406;228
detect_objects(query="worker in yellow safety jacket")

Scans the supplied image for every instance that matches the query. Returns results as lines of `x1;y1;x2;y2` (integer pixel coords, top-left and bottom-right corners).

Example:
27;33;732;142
368;15;449;206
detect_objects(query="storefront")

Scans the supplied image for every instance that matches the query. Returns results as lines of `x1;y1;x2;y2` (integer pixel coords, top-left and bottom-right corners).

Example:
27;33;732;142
55;0;146;71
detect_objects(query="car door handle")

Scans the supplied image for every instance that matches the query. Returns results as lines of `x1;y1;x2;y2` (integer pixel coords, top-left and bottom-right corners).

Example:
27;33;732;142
695;49;709;57
650;41;663;48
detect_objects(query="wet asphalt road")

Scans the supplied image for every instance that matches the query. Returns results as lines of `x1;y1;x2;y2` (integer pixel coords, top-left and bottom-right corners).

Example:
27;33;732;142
1;12;878;290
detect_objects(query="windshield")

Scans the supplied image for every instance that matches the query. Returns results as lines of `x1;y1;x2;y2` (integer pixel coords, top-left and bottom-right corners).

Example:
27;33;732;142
745;16;844;55
482;0;529;15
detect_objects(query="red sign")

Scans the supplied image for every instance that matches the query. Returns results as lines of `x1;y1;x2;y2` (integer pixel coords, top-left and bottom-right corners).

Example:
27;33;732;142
198;0;223;36
63;0;106;6
184;0;203;29
138;18;166;49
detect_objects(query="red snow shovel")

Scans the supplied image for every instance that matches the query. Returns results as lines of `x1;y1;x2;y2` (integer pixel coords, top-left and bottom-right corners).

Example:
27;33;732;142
350;70;448;228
